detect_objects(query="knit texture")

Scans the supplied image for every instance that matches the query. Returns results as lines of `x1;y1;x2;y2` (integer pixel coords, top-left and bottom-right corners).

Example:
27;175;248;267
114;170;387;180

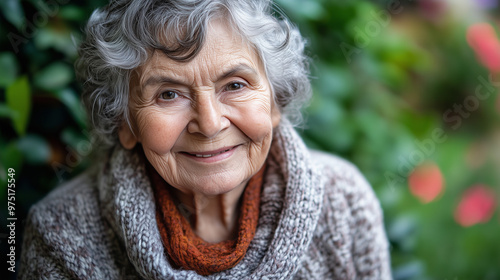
19;119;392;279
149;162;265;275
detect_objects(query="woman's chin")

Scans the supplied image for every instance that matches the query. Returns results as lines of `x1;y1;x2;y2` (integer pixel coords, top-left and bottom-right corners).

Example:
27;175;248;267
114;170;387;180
189;177;247;196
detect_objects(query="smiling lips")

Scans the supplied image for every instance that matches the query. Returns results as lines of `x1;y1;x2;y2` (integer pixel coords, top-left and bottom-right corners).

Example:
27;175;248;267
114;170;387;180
192;148;232;158
182;145;239;160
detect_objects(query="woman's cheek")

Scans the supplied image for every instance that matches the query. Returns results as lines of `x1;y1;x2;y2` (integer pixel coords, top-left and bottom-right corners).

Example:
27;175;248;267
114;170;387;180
231;97;274;143
138;110;184;154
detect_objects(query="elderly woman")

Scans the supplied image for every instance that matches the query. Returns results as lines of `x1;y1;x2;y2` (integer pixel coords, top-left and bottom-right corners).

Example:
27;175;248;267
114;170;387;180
20;0;391;279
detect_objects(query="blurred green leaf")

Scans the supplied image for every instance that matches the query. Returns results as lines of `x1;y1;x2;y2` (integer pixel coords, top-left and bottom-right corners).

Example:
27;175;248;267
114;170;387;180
0;141;23;180
0;52;19;87
313;64;354;100
53;89;86;127
59;5;87;21
388;214;418;245
17;134;51;164
354;109;388;145
0;161;5;184
0;0;25;29
399;109;439;138
62;127;86;147
34;62;73;90
393;260;425;280
6;76;31;136
0;103;15;118
61;127;93;160
0;140;22;205
276;0;325;20
34;26;77;57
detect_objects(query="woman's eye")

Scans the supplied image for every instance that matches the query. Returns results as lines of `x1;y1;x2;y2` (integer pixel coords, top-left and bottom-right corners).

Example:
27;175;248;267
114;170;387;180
226;82;245;91
160;91;178;100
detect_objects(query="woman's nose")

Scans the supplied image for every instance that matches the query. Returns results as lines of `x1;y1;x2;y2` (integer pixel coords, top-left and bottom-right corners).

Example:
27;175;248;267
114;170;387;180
187;93;229;138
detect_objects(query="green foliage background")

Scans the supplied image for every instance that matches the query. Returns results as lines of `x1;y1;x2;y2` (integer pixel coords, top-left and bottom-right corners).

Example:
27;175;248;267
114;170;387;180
1;0;499;279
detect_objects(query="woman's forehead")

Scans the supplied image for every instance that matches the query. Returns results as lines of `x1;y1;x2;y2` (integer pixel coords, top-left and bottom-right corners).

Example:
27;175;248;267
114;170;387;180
140;62;260;90
138;21;264;85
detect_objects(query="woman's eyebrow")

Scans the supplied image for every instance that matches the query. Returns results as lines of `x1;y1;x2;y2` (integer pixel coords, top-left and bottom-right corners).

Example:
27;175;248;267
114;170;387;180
217;64;259;81
141;64;259;90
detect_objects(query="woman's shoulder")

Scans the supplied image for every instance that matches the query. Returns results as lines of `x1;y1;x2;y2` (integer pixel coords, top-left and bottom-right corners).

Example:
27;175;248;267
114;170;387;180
307;148;381;215
308;149;368;186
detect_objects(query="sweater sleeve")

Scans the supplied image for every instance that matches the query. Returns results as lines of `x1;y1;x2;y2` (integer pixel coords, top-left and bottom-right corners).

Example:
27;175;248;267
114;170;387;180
346;165;392;280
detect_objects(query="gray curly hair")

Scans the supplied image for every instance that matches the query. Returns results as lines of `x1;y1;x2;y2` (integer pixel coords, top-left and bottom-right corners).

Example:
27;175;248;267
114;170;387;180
76;0;311;149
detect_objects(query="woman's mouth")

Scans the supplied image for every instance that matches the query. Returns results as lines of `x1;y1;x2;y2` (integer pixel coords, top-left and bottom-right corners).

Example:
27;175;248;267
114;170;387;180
191;147;233;158
181;145;240;162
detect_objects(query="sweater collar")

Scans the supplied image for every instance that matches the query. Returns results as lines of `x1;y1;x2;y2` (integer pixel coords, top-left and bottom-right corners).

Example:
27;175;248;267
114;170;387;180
98;119;324;279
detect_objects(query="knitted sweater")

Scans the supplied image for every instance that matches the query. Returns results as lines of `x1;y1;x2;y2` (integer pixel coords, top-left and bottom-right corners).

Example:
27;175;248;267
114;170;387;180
19;120;392;279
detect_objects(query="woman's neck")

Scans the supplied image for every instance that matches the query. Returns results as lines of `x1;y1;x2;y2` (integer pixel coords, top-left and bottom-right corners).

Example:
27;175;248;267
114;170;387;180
171;181;247;243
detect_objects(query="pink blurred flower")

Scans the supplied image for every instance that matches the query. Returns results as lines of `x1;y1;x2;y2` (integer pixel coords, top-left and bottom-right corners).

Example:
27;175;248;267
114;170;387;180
455;185;497;227
408;162;444;203
466;23;500;73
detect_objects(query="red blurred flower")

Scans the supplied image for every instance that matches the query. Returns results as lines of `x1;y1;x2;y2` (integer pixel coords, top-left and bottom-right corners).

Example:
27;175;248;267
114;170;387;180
466;23;500;73
455;185;497;227
408;162;444;203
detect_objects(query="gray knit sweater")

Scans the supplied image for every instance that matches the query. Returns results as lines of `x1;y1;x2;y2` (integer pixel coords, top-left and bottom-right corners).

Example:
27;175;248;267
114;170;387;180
19;121;391;279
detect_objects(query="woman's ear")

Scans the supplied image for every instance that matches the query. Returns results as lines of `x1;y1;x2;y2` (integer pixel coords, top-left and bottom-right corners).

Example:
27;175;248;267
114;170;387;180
118;123;137;149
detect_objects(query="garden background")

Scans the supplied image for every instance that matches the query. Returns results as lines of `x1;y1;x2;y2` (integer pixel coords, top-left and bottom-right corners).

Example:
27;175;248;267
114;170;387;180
1;0;499;279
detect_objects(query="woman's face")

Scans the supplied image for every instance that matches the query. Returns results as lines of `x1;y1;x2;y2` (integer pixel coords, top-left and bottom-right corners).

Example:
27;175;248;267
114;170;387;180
120;20;280;196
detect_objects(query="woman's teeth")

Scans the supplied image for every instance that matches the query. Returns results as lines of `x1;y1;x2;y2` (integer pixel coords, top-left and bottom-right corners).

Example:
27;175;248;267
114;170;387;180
193;148;231;158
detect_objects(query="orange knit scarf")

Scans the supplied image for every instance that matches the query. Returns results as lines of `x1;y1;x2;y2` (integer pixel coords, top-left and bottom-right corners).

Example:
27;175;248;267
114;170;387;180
148;164;265;276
